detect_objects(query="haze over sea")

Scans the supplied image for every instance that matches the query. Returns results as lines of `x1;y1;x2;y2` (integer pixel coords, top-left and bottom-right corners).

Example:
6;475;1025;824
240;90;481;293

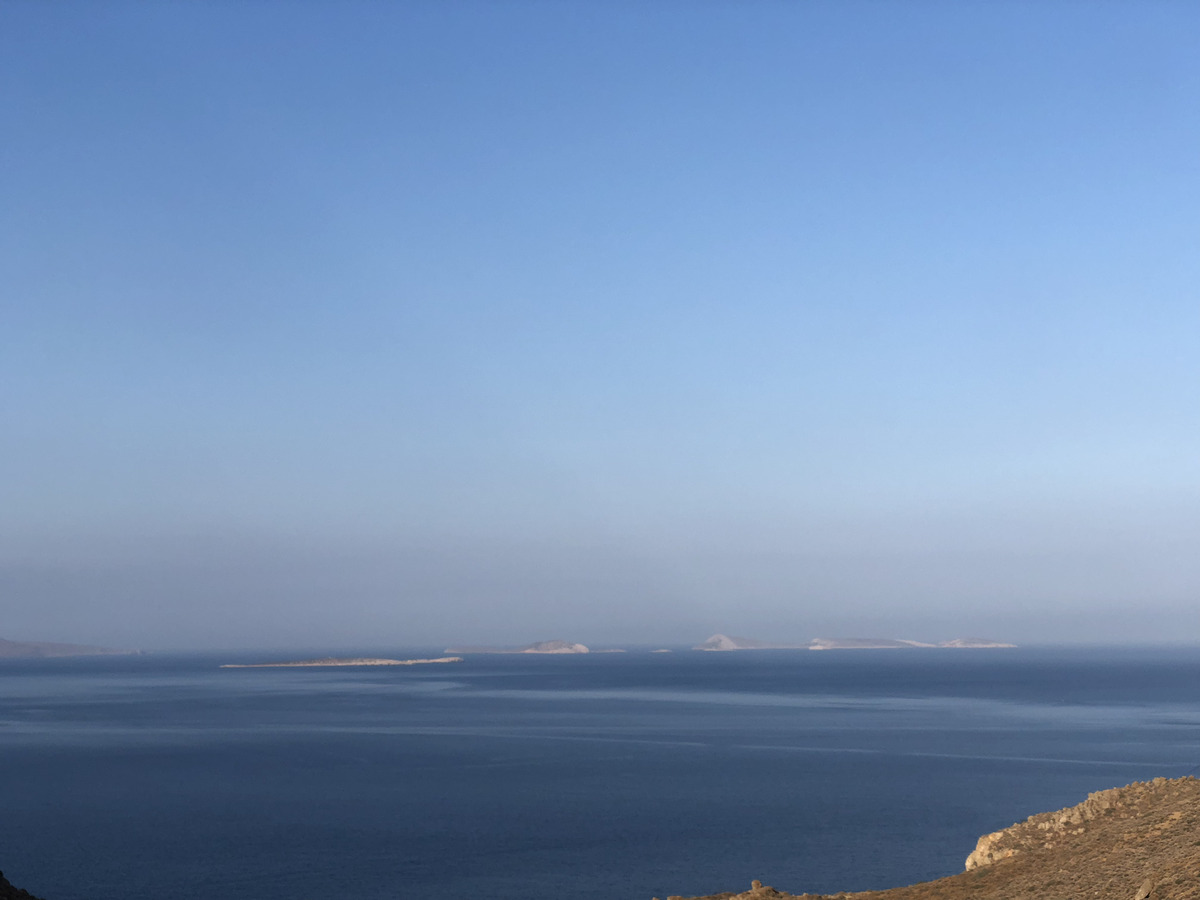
3;647;1199;900
6;5;1200;898
6;2;1200;654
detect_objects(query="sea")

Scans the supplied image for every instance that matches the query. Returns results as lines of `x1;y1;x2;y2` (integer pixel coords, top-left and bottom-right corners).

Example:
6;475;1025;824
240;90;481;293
2;646;1199;900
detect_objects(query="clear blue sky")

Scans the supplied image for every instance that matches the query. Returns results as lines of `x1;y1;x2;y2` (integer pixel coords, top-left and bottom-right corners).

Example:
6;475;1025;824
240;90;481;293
4;1;1199;649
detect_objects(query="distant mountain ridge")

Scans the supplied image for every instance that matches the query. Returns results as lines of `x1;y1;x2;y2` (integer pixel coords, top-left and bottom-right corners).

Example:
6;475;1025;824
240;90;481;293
444;639;590;654
694;634;1016;651
0;637;136;659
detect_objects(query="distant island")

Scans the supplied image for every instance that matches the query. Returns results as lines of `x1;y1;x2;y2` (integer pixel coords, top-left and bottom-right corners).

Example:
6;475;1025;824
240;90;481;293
444;639;590;654
937;637;1018;648
0;637;137;659
220;656;463;668
694;634;808;651
694;633;1016;651
809;637;1016;650
809;637;937;650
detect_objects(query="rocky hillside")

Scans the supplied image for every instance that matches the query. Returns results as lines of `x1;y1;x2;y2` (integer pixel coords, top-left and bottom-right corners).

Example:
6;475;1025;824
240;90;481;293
0;871;43;900
671;776;1200;900
6;777;1197;900
0;637;134;658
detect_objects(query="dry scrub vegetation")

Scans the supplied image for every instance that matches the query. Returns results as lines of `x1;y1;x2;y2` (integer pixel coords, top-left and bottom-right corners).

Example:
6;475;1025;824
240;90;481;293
673;777;1200;900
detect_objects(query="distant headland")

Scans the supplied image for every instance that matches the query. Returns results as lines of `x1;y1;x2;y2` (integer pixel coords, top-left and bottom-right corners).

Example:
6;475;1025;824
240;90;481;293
694;634;1016;651
220;656;463;668
444;639;590;654
0;637;138;659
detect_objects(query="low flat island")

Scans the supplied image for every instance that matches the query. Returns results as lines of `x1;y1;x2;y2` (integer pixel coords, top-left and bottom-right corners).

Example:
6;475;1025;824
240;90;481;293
220;656;463;668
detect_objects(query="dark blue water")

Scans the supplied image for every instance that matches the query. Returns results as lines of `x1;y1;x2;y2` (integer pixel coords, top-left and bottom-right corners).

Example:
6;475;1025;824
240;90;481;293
2;647;1199;900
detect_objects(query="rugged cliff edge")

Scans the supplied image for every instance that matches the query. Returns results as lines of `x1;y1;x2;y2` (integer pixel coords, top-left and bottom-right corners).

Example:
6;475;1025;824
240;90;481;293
670;776;1200;900
6;777;1197;900
0;871;43;900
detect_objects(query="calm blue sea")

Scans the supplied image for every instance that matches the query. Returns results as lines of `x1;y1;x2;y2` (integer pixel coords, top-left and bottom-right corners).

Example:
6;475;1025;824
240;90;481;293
2;647;1199;900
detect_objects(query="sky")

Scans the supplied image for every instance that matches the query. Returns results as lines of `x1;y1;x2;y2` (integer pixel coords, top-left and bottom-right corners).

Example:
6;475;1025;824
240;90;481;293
3;1;1200;650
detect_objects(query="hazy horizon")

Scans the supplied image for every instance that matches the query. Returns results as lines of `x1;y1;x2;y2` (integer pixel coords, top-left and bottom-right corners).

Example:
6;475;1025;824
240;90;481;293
5;2;1200;651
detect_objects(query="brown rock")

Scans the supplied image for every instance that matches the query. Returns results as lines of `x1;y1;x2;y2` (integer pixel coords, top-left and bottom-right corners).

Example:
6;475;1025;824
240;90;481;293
673;776;1200;900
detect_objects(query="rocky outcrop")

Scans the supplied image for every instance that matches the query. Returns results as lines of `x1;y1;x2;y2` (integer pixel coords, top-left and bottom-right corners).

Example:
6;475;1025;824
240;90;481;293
964;785;1122;870
8;779;1195;900
676;776;1200;900
658;879;791;900
0;871;44;900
